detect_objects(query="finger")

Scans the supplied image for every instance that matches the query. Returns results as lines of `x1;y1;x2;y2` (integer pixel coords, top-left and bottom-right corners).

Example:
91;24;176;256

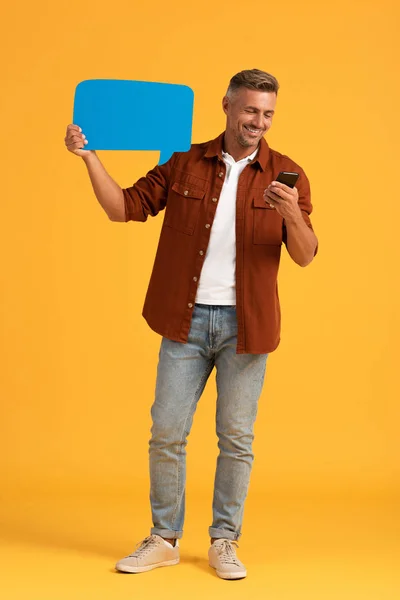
65;135;88;146
264;195;276;209
66;139;88;150
264;189;283;202
267;187;291;202
65;133;86;143
270;181;293;192
66;124;82;134
270;181;298;200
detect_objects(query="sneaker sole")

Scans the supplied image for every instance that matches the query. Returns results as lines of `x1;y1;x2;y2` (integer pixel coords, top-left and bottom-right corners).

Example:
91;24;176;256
116;558;180;573
209;563;247;580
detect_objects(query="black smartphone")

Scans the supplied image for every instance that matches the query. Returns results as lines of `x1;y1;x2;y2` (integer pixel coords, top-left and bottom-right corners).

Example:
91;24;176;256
275;171;299;188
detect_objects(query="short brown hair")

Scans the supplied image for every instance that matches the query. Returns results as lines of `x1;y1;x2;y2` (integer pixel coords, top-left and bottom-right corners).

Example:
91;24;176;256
226;69;279;97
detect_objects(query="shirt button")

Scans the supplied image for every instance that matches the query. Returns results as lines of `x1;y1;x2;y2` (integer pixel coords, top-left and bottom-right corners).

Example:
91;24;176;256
199;250;204;256
205;224;210;229
188;303;193;308
212;197;218;203
184;190;189;195
218;172;224;178
193;277;198;282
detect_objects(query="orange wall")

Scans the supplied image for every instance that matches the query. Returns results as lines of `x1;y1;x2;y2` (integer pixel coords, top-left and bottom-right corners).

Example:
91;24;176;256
1;0;399;501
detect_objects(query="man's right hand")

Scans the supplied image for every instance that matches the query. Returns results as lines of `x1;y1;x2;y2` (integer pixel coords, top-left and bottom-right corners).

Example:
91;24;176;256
64;124;125;221
65;124;94;158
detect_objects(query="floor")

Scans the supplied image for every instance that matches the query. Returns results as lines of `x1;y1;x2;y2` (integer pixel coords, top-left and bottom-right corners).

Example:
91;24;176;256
1;486;398;600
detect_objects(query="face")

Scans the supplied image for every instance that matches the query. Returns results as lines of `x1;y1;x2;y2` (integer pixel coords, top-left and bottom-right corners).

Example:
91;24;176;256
222;87;277;149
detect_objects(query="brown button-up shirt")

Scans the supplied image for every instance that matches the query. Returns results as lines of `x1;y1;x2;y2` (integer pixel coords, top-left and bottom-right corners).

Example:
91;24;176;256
122;132;316;354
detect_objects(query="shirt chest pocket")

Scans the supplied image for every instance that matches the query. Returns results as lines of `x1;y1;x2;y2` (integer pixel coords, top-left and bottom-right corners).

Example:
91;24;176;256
252;191;283;245
164;181;205;235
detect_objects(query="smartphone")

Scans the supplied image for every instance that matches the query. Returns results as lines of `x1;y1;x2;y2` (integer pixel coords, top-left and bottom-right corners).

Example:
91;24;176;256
275;171;299;188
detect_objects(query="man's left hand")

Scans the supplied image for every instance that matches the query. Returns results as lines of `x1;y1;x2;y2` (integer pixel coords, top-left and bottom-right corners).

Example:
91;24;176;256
264;181;302;223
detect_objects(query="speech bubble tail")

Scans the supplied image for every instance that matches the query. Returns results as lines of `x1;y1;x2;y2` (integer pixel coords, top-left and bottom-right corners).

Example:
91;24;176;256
158;149;174;165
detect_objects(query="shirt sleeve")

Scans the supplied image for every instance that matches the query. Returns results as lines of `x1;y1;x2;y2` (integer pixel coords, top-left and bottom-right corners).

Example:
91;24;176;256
122;153;177;222
282;167;318;255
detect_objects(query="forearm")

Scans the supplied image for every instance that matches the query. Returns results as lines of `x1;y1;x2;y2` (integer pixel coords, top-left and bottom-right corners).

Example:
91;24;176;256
285;215;318;267
82;153;125;221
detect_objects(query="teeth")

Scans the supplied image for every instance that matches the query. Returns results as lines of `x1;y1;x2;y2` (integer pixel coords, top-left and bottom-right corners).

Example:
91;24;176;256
245;126;260;133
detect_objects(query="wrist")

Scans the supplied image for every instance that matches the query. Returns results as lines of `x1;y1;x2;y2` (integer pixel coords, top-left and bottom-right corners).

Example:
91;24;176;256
82;151;98;166
285;211;303;226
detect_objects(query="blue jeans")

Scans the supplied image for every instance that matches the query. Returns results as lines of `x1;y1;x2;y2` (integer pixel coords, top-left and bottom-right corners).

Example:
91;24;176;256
149;304;268;541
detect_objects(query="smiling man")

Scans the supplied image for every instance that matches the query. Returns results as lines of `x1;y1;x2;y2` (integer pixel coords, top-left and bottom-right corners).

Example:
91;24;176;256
65;68;318;580
225;86;276;150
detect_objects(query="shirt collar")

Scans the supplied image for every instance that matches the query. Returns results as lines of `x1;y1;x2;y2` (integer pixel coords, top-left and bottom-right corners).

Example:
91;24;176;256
203;131;269;172
222;145;258;164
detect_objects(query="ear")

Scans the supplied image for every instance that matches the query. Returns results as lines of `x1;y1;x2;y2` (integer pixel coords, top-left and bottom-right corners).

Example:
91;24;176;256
222;95;229;116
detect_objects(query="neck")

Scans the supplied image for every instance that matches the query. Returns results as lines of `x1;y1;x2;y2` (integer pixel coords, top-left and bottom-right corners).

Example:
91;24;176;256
223;131;258;162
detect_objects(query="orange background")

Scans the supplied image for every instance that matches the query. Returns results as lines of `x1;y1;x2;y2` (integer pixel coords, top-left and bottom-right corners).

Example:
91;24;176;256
0;0;399;598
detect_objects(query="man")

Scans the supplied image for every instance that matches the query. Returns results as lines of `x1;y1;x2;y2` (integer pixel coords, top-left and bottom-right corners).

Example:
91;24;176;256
65;69;318;580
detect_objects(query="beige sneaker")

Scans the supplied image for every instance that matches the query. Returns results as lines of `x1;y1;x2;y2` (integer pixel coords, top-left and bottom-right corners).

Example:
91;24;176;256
208;539;247;580
115;534;180;573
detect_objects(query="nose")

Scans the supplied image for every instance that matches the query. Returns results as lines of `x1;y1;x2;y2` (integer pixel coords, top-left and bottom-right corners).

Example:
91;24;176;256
253;114;264;129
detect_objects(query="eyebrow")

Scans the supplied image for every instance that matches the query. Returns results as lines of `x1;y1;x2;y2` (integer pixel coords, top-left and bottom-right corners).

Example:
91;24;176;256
244;106;275;114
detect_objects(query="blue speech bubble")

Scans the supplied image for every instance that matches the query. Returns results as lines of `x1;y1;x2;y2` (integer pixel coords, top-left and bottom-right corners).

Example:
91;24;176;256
72;79;194;164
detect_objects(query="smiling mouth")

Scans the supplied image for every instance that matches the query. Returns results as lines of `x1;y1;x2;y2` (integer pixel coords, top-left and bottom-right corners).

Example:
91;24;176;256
244;125;263;135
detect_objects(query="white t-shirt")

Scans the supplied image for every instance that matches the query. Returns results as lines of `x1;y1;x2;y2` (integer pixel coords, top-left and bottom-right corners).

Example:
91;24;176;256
195;146;259;305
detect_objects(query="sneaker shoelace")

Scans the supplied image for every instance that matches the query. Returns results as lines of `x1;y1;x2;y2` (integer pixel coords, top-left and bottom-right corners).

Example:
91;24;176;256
216;540;241;566
128;535;160;558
